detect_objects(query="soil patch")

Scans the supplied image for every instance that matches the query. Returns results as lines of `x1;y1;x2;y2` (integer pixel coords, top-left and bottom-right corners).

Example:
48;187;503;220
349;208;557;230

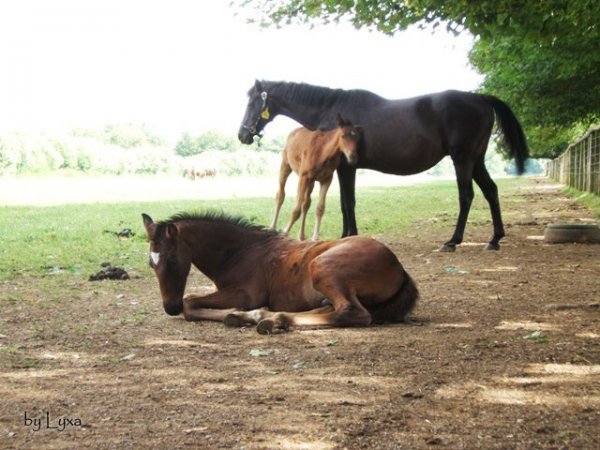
1;177;599;449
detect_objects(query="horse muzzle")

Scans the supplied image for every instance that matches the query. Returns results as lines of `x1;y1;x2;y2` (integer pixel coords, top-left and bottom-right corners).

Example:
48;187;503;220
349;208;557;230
163;301;183;316
238;127;255;145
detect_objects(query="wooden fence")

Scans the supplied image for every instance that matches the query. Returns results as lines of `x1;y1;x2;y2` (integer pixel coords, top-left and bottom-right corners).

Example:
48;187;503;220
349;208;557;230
547;125;600;195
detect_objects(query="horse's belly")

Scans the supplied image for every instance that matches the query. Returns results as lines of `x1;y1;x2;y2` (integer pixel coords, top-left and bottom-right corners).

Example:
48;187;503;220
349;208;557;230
362;129;446;175
269;283;323;312
268;261;324;312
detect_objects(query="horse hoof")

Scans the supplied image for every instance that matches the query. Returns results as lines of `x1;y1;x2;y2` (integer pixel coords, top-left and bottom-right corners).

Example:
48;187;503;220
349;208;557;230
256;319;274;335
439;244;457;253
224;313;245;328
484;243;500;251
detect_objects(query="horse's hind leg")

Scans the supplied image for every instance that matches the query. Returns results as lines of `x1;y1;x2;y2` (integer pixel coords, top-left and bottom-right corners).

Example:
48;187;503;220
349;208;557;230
263;254;372;331
270;157;292;230
441;159;475;252
473;161;505;250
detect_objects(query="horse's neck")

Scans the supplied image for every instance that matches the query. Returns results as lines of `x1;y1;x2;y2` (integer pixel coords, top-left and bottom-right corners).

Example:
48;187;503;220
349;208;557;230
182;222;237;281
322;130;343;157
183;221;273;285
272;84;336;130
269;82;385;129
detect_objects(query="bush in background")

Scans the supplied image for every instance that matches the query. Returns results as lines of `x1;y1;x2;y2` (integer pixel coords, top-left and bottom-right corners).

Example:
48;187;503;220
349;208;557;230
0;123;546;178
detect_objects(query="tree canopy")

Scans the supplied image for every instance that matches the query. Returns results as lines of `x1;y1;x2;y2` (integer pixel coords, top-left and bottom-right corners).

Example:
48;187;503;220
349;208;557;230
236;0;600;157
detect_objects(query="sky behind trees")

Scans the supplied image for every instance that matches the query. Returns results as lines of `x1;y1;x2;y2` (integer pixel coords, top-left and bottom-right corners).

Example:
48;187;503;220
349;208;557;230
0;1;481;140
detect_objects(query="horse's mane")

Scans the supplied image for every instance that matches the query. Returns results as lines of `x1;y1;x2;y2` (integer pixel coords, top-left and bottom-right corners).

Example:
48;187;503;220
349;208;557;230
162;211;280;237
264;80;385;108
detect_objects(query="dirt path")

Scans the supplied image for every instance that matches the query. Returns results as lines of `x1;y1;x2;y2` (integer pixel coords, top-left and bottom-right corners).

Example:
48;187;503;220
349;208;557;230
1;177;599;449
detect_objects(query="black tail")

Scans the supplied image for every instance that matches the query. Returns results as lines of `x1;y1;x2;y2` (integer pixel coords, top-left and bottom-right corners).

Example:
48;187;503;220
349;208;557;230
482;95;529;174
369;271;419;324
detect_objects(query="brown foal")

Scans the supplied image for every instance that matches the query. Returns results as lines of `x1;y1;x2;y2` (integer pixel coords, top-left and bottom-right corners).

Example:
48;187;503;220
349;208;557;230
271;115;362;240
143;211;418;334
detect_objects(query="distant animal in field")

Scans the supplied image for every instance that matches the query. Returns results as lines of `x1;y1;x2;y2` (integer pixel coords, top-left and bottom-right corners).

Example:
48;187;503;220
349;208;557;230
271;114;362;240
238;80;529;251
183;168;216;180
142;211;418;334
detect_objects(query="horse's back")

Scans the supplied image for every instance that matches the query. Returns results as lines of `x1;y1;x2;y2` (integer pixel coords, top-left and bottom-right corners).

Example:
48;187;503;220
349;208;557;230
352;90;496;173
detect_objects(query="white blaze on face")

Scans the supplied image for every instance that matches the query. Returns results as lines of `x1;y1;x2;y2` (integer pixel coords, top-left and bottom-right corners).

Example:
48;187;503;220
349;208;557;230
150;251;160;266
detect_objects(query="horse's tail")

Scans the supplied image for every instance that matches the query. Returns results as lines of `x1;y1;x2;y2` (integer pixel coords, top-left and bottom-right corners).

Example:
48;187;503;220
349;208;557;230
481;94;529;174
370;270;419;324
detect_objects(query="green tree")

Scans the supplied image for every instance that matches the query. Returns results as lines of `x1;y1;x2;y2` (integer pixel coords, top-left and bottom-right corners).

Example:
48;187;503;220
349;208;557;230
469;24;599;157
235;0;600;157
195;130;239;153
238;0;598;41
174;132;198;157
174;130;240;157
104;123;166;149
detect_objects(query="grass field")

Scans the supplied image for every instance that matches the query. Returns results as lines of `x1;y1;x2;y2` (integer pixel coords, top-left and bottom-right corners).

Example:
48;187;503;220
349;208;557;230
0;177;530;281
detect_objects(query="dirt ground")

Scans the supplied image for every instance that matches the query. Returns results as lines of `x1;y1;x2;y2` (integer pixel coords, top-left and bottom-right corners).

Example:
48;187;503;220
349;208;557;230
1;177;599;449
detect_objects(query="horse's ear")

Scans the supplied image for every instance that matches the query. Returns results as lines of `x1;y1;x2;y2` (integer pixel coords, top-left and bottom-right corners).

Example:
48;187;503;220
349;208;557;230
142;214;155;238
165;223;178;240
254;79;263;92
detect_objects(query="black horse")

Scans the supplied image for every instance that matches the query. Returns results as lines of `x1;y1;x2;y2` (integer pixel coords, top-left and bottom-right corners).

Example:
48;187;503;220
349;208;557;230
238;80;528;251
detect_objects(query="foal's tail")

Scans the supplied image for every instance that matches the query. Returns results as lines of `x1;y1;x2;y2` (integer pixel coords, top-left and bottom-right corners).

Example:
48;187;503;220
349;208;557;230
482;95;529;174
370;271;419;324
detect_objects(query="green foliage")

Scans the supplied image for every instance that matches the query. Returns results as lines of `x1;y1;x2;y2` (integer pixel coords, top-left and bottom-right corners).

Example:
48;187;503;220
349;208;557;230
254;134;287;153
237;0;599;42
174;132;197;157
235;0;600;158
0;131;179;176
103;123;166;148
174;130;240;157
470;33;600;157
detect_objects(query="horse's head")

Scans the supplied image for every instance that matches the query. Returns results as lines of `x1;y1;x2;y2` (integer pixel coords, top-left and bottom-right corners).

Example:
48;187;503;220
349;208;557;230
238;80;273;145
142;214;191;316
336;114;362;166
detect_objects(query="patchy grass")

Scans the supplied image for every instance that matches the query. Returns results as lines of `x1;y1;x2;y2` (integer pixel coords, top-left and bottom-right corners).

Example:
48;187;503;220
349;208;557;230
0;177;526;280
566;187;600;218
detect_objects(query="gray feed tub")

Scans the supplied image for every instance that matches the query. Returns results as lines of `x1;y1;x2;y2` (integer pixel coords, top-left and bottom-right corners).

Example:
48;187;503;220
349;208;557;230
544;223;600;244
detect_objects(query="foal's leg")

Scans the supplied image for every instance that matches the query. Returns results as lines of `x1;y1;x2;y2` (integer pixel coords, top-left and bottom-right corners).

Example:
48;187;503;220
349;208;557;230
284;174;309;239
182;288;256;322
256;254;372;334
441;159;475;252
270;155;292;230
473;160;505;250
298;179;315;241
312;175;333;240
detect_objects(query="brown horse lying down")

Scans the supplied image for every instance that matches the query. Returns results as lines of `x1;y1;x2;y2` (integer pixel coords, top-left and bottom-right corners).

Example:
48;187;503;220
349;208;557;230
142;211;418;334
271;115;362;241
